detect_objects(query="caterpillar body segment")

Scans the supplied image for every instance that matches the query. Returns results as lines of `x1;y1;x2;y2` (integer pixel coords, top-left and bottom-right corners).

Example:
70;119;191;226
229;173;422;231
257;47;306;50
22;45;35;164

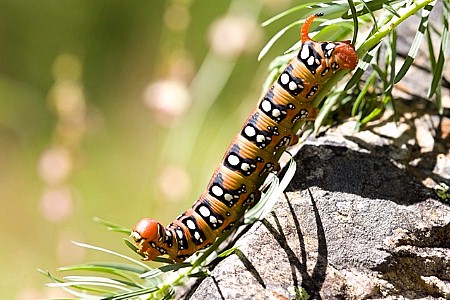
132;14;358;262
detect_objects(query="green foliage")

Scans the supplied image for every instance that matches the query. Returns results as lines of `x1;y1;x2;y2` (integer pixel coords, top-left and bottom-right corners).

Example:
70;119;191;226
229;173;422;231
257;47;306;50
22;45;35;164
261;0;447;134
434;182;450;202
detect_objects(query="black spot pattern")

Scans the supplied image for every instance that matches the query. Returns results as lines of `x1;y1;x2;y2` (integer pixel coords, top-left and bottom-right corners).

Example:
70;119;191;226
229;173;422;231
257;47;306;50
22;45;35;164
259;88;290;123
223;144;263;176
291;109;309;123
181;216;206;246
321;42;336;58
298;42;322;74
209;174;245;207
277;64;305;96
194;199;225;229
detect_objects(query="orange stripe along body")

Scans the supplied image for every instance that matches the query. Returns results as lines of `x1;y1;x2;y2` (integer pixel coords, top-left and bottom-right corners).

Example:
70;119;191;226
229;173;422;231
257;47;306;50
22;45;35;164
131;14;358;262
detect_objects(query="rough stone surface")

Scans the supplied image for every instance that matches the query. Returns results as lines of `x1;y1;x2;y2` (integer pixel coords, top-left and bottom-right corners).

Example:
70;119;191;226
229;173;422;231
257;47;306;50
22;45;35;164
186;98;450;299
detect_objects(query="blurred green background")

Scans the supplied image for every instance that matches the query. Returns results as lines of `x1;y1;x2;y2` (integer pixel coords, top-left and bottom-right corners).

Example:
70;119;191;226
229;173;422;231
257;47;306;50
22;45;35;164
0;0;299;298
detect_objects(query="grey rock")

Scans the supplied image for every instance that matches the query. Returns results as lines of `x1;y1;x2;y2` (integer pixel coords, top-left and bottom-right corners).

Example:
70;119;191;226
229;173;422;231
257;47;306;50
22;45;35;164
186;99;450;299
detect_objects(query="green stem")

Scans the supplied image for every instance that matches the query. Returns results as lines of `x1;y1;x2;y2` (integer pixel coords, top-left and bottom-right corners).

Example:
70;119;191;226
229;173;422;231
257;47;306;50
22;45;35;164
358;0;435;54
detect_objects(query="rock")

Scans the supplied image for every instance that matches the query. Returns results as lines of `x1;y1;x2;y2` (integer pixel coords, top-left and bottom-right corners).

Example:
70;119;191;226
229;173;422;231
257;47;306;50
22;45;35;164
185;98;450;300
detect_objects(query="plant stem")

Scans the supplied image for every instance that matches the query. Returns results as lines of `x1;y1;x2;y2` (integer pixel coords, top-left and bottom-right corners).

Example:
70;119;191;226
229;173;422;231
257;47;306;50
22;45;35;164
358;0;436;54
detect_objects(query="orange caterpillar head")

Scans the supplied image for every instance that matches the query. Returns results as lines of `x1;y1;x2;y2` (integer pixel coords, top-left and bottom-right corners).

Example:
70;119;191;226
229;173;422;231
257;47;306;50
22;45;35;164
131;218;165;261
333;40;358;70
301;13;358;71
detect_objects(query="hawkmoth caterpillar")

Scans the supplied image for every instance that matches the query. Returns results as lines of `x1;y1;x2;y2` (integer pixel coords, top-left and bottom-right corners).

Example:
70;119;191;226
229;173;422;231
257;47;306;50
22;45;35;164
131;13;358;262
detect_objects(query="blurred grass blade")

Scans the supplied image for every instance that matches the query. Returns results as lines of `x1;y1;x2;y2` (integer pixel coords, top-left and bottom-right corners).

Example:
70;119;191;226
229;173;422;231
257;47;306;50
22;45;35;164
60;262;147;275
372;63;387;85
352;72;377;116
141;263;192;279
313;19;355;41
427;0;448;109
40;269;111;299
107;286;160;300
307;1;354;16
347;0;359;44
258;20;303;61
261;5;304;27
382;3;401;17
51;276;131;291
244;174;279;224
59;263;147;287
140;263;192;279
359;0;379;32
261;0;342;27
46;279;114;298
218;247;238;258
341;0;403;18
163;288;175;300
386;29;397;93
313;91;342;132
394;0;436;84
93;217;132;235
244;157;296;224
73;241;153;271
188;270;209;278
345;42;381;90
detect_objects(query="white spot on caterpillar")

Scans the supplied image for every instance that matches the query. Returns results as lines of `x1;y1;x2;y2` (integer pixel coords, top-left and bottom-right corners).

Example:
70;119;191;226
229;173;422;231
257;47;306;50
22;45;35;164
280;73;289;84
301;45;310;59
272;109;281;117
261;99;271;112
176;229;184;238
186;219;196;230
199;206;210;217
210;216;218;224
211;185;224;197
244;126;256;137
325;43;335;50
227;154;240;166
256;135;265;143
194;232;201;241
241;163;250;171
307;56;315;66
288;81;297;91
224;194;233;201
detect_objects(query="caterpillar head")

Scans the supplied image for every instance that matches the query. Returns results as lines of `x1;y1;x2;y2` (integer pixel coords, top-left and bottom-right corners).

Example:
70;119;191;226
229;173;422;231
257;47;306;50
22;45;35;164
131;218;165;261
301;14;358;71
333;40;358;70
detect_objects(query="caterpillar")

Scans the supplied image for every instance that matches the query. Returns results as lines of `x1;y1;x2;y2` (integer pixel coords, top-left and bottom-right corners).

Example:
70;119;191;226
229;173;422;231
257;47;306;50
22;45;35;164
131;13;358;262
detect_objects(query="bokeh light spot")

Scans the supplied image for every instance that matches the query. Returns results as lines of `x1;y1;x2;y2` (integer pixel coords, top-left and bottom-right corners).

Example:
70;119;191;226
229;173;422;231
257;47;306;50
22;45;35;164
157;165;191;202
143;79;191;125
37;147;73;185
39;186;74;222
208;14;263;59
